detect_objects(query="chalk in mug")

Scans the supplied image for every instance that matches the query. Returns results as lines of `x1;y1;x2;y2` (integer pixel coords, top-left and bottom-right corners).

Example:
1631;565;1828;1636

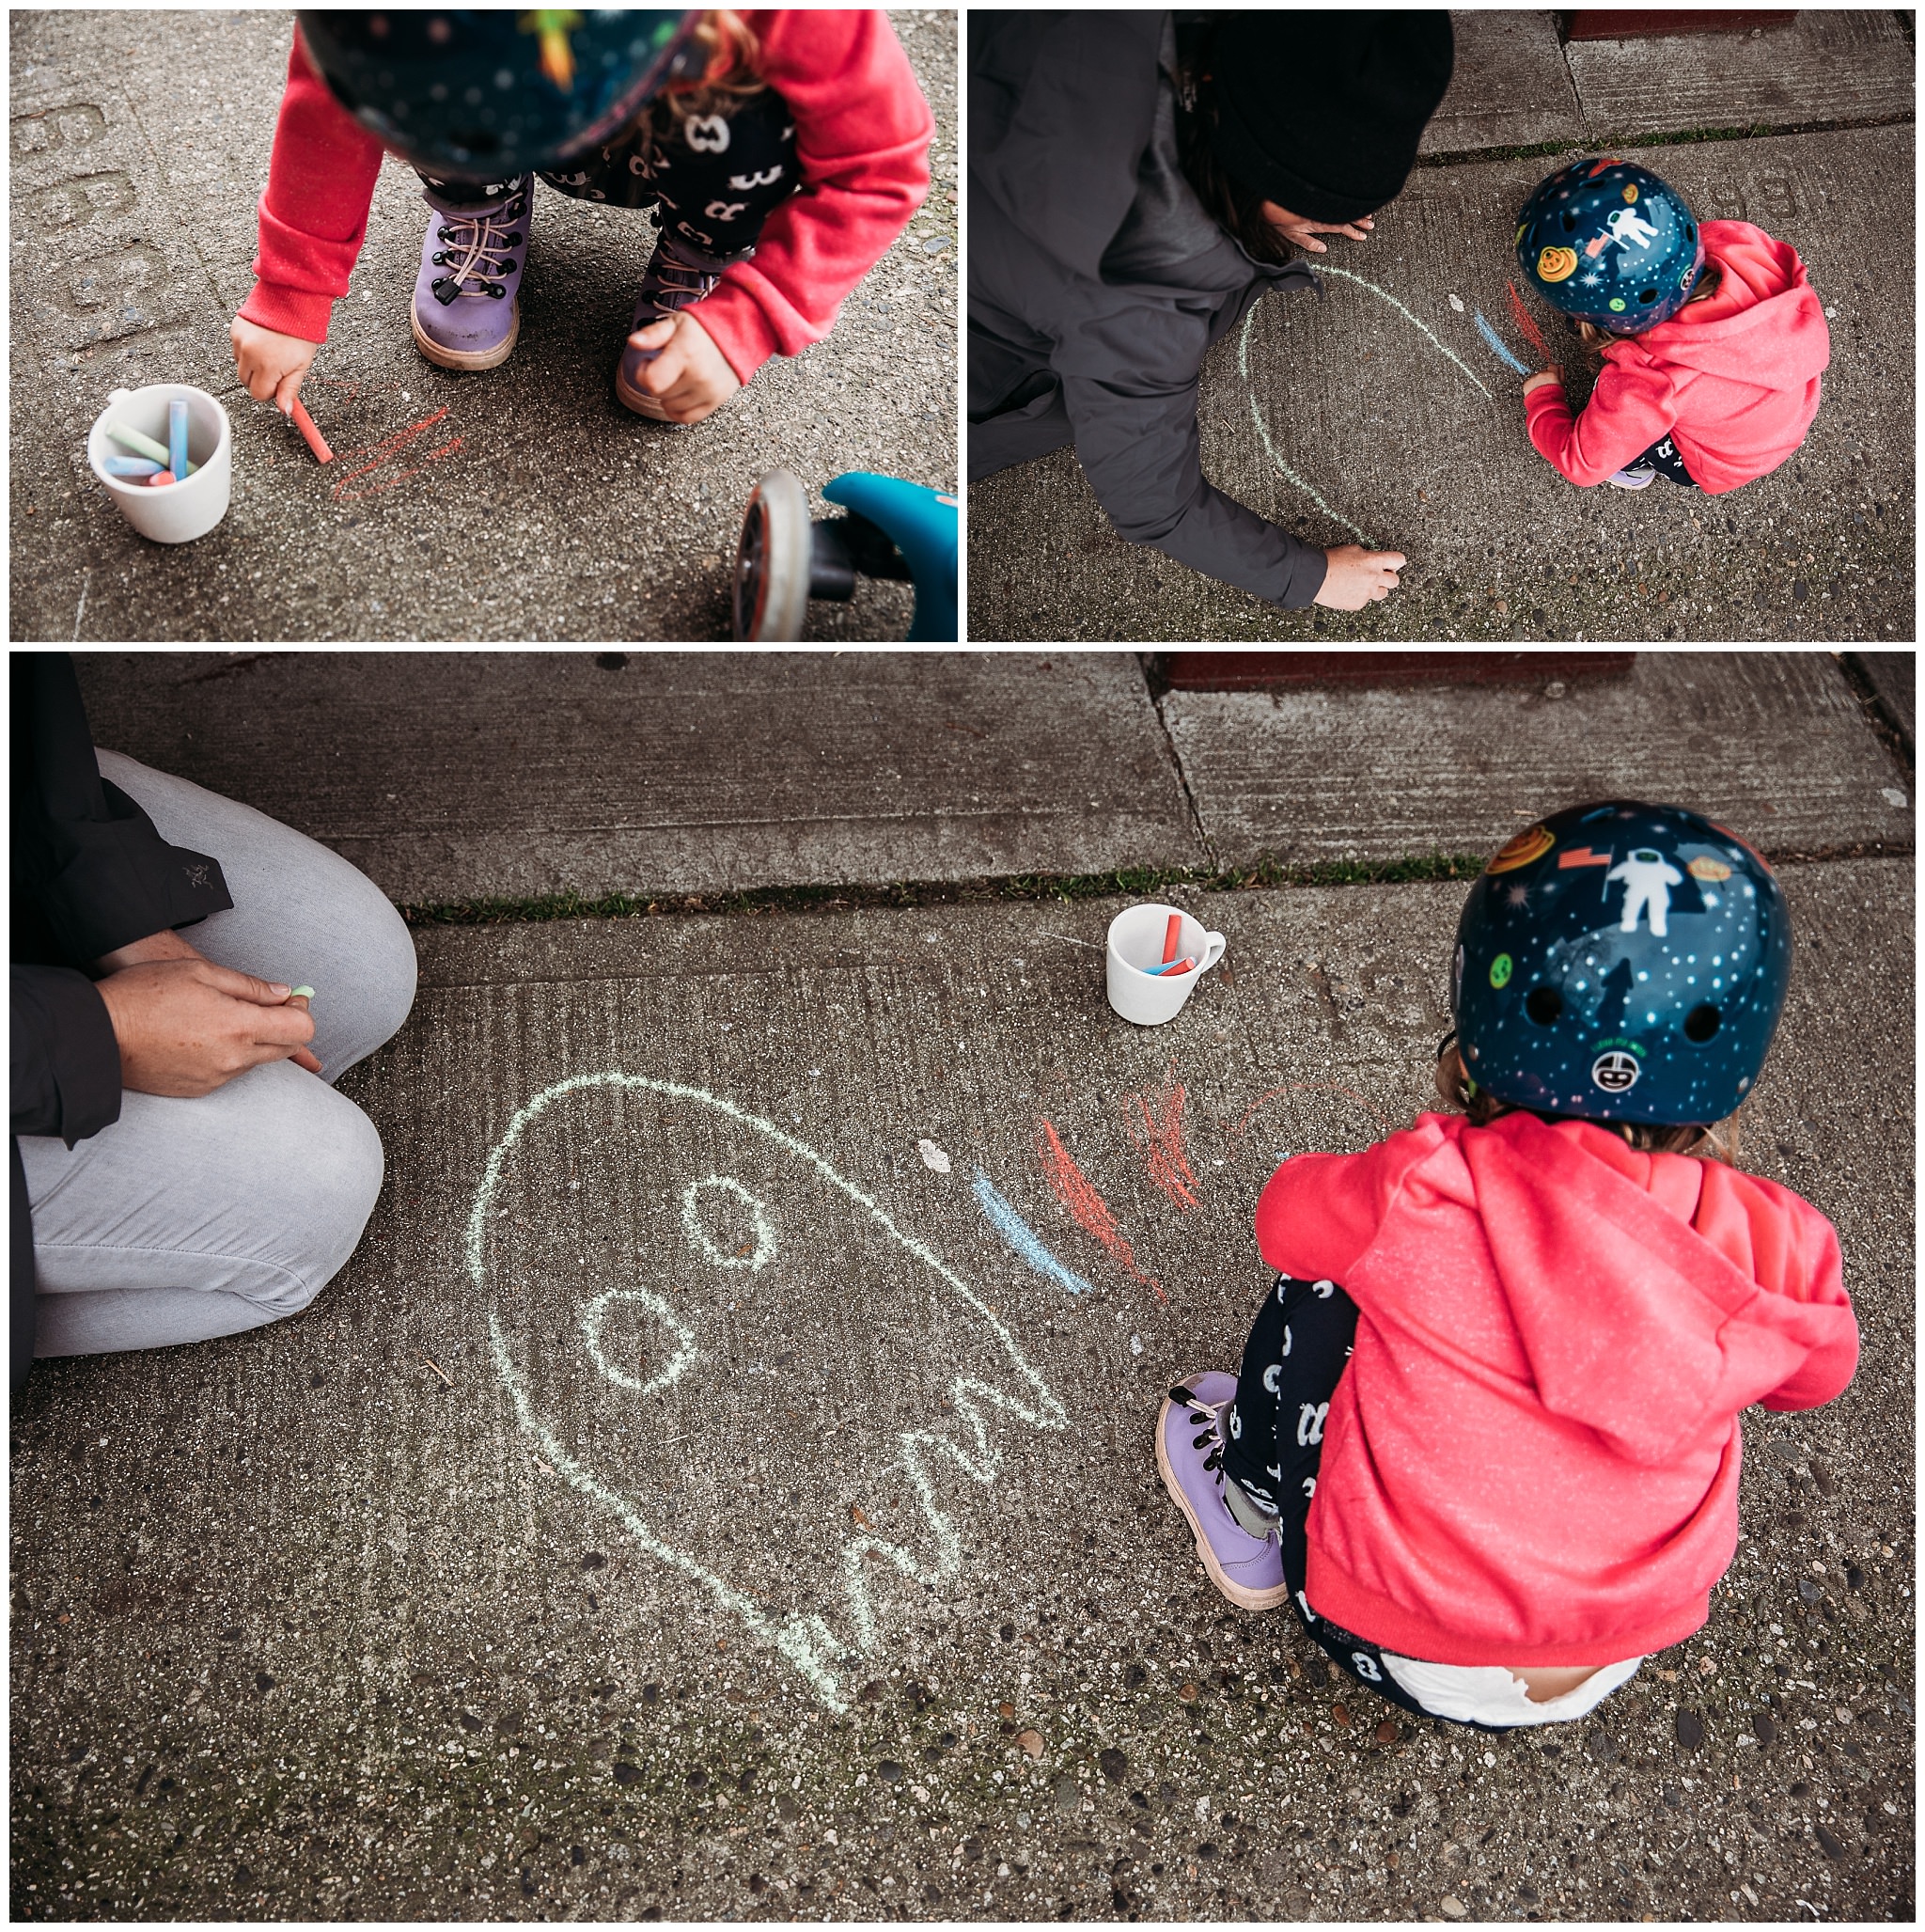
168;398;189;479
1142;956;1197;977
104;419;198;476
147;471;177;487
102;456;164;477
1162;912;1182;964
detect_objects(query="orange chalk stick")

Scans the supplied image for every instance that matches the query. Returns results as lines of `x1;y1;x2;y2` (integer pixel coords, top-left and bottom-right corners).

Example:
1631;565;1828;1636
289;397;333;463
1162;912;1182;964
147;470;177;487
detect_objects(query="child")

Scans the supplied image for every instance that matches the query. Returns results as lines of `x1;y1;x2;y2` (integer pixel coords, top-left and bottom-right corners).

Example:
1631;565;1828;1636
231;10;931;426
1510;157;1829;491
1158;799;1857;1730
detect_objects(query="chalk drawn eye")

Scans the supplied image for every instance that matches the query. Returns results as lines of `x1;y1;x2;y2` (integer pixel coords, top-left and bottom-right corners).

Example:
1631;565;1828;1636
681;1175;775;1270
581;1285;696;1396
1526;985;1563;1026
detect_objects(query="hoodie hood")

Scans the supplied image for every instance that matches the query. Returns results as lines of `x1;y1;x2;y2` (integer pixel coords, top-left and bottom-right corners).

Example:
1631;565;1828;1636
1616;219;1831;389
1457;1113;1839;1467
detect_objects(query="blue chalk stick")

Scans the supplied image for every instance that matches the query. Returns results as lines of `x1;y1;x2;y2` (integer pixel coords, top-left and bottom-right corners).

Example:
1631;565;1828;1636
168;399;189;480
102;455;164;477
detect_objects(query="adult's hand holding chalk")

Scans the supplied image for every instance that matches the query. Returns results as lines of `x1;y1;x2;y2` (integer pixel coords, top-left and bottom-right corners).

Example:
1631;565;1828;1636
96;957;321;1098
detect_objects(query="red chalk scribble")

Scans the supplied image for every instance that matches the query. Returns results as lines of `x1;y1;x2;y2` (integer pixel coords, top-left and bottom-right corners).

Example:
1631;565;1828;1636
1507;281;1552;366
1125;1078;1200;1212
428;437;465;462
1034;1118;1166;1302
331;407;458;504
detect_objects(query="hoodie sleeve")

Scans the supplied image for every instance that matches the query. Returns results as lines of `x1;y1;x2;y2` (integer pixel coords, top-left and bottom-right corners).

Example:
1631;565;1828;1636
687;10;933;384
1692;1167;1857;1413
1254;1124;1441;1284
238;31;389;346
1525;353;1680;488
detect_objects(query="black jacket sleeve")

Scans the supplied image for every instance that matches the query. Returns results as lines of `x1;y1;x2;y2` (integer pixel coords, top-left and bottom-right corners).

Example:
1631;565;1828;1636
10;652;232;965
1056;307;1330;610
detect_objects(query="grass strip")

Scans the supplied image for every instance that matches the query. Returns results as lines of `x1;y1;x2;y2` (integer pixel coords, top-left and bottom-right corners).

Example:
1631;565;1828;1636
399;855;1494;926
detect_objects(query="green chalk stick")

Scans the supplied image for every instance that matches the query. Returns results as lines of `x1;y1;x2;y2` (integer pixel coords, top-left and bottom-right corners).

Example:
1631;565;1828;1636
103;419;198;477
289;986;316;1000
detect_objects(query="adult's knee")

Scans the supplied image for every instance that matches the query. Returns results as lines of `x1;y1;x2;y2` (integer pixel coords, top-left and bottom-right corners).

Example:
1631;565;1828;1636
241;1074;386;1313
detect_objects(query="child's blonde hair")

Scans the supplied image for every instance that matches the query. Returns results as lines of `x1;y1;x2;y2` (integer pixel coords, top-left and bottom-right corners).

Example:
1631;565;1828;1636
1573;262;1723;353
651;10;767;124
1433;1041;1743;1164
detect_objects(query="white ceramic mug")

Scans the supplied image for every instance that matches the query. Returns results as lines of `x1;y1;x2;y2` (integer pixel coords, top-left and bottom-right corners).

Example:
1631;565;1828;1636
1105;903;1229;1026
87;384;232;544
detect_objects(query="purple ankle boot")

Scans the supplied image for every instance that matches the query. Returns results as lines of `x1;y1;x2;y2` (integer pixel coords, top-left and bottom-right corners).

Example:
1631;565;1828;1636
616;230;745;419
1156;1374;1292;1611
410;177;532;372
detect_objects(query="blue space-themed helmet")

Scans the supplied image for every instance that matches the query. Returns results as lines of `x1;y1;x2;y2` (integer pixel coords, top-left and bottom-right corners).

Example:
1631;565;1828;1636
296;10;700;178
1451;801;1792;1126
1513;157;1706;333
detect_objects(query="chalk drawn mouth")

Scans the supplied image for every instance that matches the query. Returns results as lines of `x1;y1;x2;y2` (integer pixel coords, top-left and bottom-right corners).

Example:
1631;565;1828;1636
466;1071;1069;1713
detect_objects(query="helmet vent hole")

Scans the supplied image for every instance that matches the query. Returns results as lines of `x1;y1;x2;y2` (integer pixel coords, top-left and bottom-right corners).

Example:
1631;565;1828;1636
1686;223;1697;243
1683;1002;1722;1043
1526;986;1564;1027
1560;212;1576;232
1638;288;1658;304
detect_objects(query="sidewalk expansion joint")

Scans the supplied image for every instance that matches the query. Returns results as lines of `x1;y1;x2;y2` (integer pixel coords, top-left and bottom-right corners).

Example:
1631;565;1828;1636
395;843;1909;928
1416;112;1915;172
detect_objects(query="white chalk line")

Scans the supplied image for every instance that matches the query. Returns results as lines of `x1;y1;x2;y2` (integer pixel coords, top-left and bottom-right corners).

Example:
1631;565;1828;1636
1314;265;1494;401
467;1071;1070;1712
1239;264;1497;543
681;1173;775;1270
1238;307;1372;547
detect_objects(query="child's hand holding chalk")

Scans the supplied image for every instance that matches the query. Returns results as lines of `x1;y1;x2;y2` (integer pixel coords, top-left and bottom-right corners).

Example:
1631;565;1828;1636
1522;366;1563;399
229;314;320;418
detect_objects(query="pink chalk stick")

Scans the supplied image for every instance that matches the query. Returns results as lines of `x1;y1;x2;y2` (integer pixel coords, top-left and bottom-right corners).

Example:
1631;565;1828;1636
147;471;178;487
289;397;333;464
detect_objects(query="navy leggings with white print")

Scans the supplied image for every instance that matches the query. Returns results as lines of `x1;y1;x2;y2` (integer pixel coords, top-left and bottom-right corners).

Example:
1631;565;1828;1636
1628;431;1698;487
415;83;799;257
1220;1273;1513;1731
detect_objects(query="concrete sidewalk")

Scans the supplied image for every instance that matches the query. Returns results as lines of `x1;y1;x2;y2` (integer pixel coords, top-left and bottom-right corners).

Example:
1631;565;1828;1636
968;11;1914;643
70;649;1913;903
9;864;1912;1924
9;10;957;644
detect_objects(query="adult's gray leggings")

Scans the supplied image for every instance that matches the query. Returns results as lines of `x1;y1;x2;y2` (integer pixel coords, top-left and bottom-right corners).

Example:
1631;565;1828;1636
18;752;417;1359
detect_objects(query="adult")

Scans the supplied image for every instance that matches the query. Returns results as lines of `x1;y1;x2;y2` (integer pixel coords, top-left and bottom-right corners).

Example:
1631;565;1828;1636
10;653;416;1390
968;10;1453;615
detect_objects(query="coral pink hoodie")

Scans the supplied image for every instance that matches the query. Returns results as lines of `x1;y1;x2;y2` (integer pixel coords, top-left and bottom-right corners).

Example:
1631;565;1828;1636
1257;1110;1856;1668
239;11;932;385
1524;220;1830;494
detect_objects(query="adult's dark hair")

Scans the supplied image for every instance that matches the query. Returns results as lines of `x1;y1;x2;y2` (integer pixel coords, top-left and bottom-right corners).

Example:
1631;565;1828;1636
1175;11;1453;259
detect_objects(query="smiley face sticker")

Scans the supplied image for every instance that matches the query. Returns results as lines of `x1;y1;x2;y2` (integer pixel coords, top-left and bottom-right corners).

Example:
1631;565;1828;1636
1537;245;1579;284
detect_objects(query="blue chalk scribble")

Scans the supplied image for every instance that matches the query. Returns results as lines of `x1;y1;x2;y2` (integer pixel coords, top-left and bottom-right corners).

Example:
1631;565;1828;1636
972;1169;1093;1296
1473;311;1529;376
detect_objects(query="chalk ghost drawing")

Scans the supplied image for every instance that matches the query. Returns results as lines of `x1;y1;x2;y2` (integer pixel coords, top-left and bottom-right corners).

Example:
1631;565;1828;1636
467;1073;1068;1713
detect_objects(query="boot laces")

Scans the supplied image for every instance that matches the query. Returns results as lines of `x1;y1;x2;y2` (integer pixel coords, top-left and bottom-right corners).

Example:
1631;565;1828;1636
432;201;523;301
640;249;724;318
1168;1384;1229;1481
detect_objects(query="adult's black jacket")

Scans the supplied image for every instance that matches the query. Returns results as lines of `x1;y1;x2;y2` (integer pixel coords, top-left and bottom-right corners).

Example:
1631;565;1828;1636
967;10;1328;610
10;653;232;1391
